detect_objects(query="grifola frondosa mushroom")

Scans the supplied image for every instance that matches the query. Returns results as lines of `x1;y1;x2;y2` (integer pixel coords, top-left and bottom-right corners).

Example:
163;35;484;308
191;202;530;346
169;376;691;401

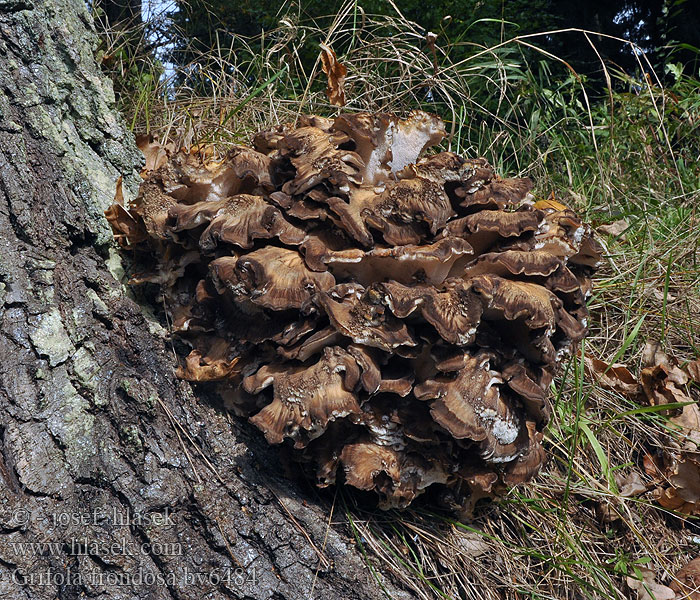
107;111;600;513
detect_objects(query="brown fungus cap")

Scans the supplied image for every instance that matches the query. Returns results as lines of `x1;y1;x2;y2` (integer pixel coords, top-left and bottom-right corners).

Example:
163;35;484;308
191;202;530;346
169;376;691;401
279;126;364;195
244;346;362;448
107;111;599;513
169;193;306;251
315;286;418;351
375;279;483;346
212;247;336;311
413;351;526;465
159;147;276;202
466;177;534;209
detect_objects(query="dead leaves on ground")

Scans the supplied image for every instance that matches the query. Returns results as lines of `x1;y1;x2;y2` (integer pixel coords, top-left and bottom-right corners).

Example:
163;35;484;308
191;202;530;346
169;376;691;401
583;356;642;398
640;355;700;516
627;558;700;600
649;452;700;515
686;360;700;382
628;568;677;600
617;470;648;497
597;218;630;239
670;558;700;600
584;346;700;516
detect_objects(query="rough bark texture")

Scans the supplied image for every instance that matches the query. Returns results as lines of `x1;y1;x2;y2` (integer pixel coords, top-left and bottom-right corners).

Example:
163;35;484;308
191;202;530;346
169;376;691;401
0;1;412;598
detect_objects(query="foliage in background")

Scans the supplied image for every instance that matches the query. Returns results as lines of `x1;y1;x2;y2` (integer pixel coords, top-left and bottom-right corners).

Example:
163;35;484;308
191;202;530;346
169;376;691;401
167;0;700;89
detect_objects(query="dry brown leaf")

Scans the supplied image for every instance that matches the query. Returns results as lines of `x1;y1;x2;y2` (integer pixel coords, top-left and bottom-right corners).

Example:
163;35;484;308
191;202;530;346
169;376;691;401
670;403;700;448
598;471;648;523
656;454;700;515
113;174;124;206
645;367;700;515
643;452;664;481
533;193;569;211
135;133;168;175
641;364;690;407
597;218;630;239
685;359;700;382
652;398;700;515
636;351;700;516
653;288;677;301
103;176;147;248
583;355;642;397
655;399;700;515
320;43;347;107
627;568;676;600
643;341;672;368
595;499;621;523
616;470;648;497
455;531;490;557
671;557;700;600
668;367;690;387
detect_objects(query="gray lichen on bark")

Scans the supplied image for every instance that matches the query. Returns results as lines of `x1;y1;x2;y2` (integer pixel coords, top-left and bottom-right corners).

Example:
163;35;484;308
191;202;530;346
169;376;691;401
0;1;413;598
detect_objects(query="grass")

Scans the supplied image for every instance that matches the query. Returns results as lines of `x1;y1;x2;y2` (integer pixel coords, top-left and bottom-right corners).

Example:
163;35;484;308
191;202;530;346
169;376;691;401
95;2;700;598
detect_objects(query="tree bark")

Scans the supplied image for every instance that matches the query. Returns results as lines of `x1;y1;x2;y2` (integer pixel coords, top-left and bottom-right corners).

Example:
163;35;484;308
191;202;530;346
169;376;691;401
0;2;412;598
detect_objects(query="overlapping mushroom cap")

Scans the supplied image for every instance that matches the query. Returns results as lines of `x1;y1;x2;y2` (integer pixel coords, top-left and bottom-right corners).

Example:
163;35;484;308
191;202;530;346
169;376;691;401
107;111;600;513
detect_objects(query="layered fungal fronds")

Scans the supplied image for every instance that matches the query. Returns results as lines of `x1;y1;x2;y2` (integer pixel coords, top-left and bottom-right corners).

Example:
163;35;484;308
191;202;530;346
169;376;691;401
107;112;601;513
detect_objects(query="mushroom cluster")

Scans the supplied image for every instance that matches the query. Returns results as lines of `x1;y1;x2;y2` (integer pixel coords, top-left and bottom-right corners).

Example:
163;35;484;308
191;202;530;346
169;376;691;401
107;112;600;512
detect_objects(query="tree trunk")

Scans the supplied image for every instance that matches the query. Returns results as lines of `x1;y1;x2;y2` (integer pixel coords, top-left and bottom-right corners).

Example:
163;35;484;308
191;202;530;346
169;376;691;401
0;2;411;598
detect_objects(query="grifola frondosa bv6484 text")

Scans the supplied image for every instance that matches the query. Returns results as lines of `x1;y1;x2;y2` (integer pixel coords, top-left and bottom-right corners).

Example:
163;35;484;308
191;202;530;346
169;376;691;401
106;112;600;513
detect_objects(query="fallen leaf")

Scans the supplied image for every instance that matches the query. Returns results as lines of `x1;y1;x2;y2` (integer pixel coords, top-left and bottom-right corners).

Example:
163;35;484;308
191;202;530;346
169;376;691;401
597;218;630;238
643;341;672;368
135;133;168;175
671;557;700;600
655;399;700;515
320;43;347;107
595;499;620;523
653;288;677;301
685;360;700;382
641;364;690;407
113;174;124;206
598;471;648;523
616;470;648;497
583;356;642;397
627;568;676;600
103;177;147;248
636;351;700;516
656;455;700;515
652;397;700;515
643;452;663;480
670;403;700;448
533;192;569;211
455;532;490;557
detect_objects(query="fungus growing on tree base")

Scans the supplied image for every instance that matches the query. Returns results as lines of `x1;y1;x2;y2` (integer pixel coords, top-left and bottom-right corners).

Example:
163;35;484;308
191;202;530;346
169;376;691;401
107;111;600;513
